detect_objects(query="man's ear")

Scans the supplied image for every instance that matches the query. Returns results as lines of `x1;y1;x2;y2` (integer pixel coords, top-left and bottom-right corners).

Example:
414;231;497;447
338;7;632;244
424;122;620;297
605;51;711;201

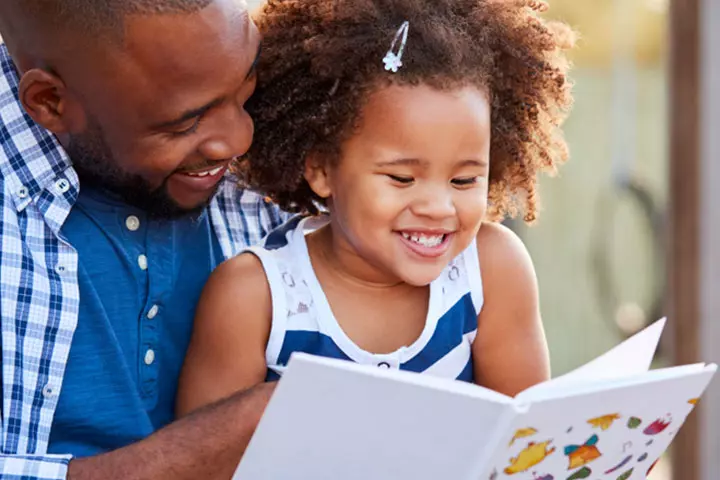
304;153;333;199
17;68;71;134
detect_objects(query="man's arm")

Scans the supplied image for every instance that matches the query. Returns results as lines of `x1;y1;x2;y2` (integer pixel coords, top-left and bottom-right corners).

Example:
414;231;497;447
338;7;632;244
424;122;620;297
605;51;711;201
68;382;274;480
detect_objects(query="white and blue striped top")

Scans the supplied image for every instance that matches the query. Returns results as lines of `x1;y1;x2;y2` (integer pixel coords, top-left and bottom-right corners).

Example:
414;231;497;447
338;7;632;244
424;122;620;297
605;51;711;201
248;216;484;383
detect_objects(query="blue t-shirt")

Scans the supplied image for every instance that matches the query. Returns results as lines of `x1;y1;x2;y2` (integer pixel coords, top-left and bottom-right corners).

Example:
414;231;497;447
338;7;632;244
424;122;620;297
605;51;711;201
48;187;225;457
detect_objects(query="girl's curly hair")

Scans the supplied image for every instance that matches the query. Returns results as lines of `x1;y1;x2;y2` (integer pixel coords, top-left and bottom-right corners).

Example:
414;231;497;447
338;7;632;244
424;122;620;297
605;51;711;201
239;0;575;222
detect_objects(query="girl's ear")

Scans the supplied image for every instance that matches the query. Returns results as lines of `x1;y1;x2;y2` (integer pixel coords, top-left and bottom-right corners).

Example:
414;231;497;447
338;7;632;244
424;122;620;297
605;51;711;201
304;153;333;199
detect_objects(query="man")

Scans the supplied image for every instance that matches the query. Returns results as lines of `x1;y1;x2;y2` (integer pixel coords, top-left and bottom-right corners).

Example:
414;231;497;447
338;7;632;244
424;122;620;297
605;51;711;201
0;1;287;478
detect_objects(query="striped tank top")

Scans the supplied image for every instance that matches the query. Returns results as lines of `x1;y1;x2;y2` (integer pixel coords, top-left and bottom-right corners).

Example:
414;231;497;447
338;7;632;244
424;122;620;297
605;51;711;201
246;216;484;383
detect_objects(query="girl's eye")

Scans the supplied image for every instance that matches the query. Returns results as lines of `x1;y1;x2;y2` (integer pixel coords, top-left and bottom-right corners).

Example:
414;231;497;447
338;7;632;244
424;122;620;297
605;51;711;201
171;117;202;137
387;174;414;184
452;177;479;186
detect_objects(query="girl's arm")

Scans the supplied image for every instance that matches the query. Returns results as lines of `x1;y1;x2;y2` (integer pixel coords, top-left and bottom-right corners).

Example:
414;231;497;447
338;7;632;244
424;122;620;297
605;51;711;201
177;253;272;416
472;222;550;396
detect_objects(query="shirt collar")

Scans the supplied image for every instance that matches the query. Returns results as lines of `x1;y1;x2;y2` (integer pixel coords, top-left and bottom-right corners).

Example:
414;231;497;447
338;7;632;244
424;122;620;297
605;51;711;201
0;44;74;212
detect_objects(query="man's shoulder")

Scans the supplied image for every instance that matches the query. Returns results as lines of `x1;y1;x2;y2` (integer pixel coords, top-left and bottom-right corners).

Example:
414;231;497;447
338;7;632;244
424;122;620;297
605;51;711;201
214;176;267;207
210;177;292;252
213;176;281;220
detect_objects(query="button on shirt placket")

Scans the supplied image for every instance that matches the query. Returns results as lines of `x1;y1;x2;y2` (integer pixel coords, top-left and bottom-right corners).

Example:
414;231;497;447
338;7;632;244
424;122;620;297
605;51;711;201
143;305;159;372
126;214;162;405
139;218;174;407
127;215;150;272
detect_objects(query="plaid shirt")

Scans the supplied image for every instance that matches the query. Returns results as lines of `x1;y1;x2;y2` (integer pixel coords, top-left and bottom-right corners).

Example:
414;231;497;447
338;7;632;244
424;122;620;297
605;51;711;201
0;45;287;479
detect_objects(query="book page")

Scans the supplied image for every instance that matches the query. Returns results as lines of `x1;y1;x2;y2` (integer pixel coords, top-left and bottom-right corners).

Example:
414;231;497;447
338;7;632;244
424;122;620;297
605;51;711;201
481;364;716;480
234;353;513;480
517;318;666;400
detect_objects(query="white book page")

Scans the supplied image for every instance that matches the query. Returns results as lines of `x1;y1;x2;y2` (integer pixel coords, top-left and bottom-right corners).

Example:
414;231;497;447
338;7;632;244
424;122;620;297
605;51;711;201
485;365;716;480
234;354;513;480
517;318;666;400
519;363;714;404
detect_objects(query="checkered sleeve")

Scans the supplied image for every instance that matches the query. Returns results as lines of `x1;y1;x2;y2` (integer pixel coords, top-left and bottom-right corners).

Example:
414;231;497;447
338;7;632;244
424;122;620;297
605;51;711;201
0;454;72;480
256;194;294;238
214;180;294;251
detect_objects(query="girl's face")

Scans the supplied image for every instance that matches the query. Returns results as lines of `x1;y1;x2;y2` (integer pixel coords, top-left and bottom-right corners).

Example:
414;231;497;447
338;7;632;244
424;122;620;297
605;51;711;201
305;83;491;287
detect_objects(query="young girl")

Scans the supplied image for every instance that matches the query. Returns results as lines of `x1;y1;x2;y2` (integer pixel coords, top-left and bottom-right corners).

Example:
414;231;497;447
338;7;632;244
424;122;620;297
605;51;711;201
177;0;574;415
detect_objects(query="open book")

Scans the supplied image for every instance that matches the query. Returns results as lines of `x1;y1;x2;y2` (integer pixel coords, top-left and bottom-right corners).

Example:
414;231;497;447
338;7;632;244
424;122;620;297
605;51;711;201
233;319;716;480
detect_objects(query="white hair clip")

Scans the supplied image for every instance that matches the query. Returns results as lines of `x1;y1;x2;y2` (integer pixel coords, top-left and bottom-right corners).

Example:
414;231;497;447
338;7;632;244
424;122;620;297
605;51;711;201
382;21;410;73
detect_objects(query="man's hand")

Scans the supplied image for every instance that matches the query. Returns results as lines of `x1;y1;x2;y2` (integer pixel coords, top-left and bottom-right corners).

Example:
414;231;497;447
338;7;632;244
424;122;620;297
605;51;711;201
68;382;275;480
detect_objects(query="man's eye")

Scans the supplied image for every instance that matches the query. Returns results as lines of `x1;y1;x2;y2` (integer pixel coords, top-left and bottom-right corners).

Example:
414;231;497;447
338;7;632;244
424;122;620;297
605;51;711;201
387;174;414;184
452;177;479;186
171;117;202;137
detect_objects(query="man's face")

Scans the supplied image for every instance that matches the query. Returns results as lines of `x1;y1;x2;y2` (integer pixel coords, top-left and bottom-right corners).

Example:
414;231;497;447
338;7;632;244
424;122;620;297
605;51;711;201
58;0;259;217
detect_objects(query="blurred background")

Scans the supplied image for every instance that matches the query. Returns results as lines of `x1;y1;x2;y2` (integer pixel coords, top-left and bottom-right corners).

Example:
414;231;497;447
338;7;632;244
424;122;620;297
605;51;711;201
518;1;671;477
246;0;712;478
520;0;668;379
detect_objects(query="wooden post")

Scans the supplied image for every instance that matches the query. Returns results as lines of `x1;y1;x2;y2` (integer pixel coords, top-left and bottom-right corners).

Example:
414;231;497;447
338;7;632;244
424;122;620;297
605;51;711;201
669;0;720;478
668;0;699;475
697;2;720;479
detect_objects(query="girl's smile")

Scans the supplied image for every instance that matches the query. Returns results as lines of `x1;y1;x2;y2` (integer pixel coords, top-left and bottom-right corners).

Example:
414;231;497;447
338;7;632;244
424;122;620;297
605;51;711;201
304;83;491;287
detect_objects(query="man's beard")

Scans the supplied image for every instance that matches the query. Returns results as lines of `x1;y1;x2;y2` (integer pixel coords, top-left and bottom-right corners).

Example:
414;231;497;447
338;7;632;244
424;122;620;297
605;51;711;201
65;119;216;220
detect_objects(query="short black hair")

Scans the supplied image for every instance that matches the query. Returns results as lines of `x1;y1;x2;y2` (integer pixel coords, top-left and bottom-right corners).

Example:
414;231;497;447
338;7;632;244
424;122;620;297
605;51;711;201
0;0;215;46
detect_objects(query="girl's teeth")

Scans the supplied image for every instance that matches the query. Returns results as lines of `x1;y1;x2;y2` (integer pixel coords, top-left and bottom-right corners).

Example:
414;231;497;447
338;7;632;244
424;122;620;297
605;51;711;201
401;232;445;248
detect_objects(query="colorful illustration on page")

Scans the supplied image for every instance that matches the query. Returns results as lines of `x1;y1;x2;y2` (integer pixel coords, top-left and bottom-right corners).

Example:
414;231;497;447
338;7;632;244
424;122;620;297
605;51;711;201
587;413;621;431
564;435;602;469
531;473;554;480
627;417;642;429
504;440;555;474
616;469;634;480
566;467;591;479
509;427;538;446
647;459;660;475
605;455;633;474
643;414;672;435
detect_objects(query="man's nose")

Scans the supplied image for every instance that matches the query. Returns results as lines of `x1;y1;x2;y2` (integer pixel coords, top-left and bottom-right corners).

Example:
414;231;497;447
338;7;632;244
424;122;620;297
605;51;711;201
198;105;254;161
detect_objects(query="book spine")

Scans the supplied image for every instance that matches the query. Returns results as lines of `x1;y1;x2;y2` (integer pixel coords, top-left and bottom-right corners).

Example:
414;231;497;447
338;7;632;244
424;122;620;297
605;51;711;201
465;402;527;479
